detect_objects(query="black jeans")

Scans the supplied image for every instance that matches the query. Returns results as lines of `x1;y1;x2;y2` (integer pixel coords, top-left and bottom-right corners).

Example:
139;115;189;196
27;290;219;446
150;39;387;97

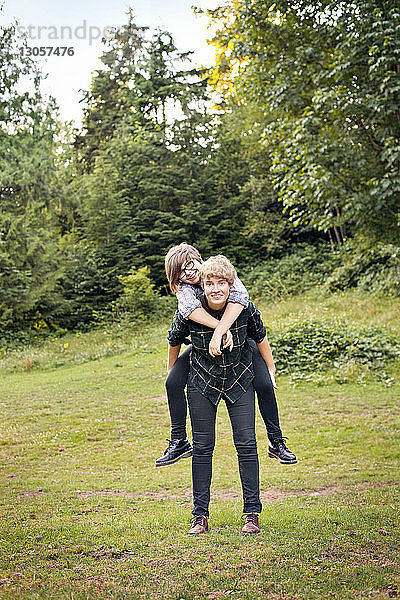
165;342;283;442
188;384;262;517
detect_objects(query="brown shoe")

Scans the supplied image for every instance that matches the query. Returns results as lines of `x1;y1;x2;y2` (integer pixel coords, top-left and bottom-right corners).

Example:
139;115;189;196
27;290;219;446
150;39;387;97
188;515;208;535
241;513;260;534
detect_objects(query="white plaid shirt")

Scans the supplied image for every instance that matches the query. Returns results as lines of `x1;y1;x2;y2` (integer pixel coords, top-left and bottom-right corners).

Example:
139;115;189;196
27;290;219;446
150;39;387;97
176;277;249;318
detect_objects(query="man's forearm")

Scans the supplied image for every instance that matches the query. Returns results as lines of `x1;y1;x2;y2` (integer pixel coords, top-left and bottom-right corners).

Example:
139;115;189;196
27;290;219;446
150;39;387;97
188;307;219;329
215;302;244;335
256;337;275;373
167;344;181;371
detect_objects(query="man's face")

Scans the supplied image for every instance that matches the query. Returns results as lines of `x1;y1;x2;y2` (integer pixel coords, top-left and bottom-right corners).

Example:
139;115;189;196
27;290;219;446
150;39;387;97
203;275;230;309
179;258;202;285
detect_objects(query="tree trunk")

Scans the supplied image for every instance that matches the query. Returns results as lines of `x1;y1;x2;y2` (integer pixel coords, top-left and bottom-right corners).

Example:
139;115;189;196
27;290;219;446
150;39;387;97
333;224;342;245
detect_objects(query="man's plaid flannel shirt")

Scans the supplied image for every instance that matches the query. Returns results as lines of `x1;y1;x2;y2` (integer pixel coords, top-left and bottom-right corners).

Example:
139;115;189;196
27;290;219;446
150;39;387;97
176;277;248;319
167;297;266;405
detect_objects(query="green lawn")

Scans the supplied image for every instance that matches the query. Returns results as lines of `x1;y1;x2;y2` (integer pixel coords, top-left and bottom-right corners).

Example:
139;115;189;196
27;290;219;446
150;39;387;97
0;293;399;599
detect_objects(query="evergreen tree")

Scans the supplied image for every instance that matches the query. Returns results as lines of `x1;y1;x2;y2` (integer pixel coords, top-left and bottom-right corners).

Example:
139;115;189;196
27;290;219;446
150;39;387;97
76;14;213;288
0;23;65;330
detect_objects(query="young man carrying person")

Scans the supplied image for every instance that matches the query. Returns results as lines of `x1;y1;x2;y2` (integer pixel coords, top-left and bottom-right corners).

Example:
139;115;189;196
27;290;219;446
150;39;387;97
156;243;297;467
167;255;267;534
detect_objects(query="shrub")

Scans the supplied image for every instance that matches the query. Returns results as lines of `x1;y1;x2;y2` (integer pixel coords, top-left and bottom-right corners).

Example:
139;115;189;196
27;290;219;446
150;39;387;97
0;320;67;353
325;243;400;297
268;317;400;374
243;243;340;301
118;266;160;318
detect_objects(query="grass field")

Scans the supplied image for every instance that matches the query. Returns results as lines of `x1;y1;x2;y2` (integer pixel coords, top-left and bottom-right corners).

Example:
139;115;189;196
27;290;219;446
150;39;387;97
0;292;399;599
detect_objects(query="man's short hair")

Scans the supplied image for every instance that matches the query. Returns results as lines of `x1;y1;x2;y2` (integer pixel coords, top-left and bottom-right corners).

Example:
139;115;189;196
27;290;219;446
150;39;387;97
200;255;237;287
165;243;202;294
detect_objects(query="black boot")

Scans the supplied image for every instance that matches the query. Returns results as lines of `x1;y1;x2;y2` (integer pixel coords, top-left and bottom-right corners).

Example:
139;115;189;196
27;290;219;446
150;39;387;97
155;438;192;467
268;438;297;464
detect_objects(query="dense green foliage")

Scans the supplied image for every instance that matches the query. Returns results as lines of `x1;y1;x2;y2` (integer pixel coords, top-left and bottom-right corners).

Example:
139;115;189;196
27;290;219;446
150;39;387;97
1;3;400;338
0;24;64;331
244;243;341;300
245;241;400;300
209;0;400;243
326;242;400;296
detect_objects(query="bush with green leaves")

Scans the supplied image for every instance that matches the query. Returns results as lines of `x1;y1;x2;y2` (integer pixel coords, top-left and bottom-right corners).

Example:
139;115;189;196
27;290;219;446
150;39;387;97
268;317;399;374
118;266;160;318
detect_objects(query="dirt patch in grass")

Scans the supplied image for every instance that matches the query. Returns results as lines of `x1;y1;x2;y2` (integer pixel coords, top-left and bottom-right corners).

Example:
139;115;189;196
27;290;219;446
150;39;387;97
76;544;137;560
75;488;191;500
16;489;45;499
73;481;390;502
14;481;392;504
